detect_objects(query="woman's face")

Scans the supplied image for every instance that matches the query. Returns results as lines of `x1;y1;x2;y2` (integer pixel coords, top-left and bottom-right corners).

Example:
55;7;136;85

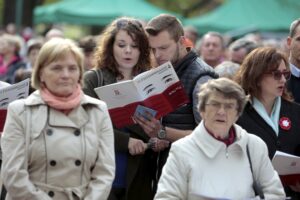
113;30;140;73
259;60;289;101
39;52;80;97
200;91;238;138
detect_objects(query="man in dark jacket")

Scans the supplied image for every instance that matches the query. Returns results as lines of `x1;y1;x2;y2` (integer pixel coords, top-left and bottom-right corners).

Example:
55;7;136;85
287;18;300;103
135;14;218;186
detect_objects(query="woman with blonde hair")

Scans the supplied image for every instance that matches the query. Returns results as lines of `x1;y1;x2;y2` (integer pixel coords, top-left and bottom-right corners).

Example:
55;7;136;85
1;38;115;200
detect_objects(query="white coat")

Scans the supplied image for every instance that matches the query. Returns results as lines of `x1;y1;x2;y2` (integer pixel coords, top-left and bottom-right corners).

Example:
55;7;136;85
1;91;115;200
155;121;285;200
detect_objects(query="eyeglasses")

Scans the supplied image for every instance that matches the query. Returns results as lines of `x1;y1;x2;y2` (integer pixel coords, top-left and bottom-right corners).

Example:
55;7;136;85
116;19;143;31
266;70;291;81
205;101;238;112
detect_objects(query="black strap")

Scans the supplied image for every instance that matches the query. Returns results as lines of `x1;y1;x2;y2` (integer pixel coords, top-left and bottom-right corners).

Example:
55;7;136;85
93;69;104;87
246;144;265;199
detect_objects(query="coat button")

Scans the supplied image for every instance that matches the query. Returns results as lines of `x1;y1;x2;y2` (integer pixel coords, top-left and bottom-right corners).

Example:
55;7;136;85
50;160;56;166
74;129;81;136
46;129;53;136
48;191;55;197
75;160;81;166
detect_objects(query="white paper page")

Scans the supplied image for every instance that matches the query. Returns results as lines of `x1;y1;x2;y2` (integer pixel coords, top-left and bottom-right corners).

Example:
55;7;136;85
134;62;179;99
94;80;142;109
272;151;300;175
0;79;30;109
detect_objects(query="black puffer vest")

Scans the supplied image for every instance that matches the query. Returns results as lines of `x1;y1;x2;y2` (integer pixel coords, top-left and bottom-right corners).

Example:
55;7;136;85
162;50;218;130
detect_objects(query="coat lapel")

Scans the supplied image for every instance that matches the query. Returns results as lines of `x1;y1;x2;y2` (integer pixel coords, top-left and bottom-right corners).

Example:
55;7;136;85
49;106;89;128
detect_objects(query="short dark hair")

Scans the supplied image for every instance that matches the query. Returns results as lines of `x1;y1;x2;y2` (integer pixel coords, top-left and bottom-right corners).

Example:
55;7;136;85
289;18;300;37
145;14;184;42
229;38;258;54
78;36;96;54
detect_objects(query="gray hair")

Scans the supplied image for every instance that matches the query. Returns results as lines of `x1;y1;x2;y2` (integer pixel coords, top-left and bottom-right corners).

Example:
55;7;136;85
214;61;240;79
229;38;258;54
198;78;247;116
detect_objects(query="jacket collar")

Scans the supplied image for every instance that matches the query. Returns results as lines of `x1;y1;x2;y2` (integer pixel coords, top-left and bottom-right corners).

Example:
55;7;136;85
25;90;103;128
25;90;103;106
192;121;248;158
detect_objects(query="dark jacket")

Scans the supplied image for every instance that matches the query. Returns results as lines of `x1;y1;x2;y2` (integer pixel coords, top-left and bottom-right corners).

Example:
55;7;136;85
162;50;218;130
287;74;300;104
237;99;300;199
0;56;25;84
157;50;218;185
83;68;156;200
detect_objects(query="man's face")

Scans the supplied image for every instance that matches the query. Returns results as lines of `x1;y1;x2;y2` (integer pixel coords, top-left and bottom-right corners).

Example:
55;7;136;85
287;25;300;67
200;35;224;67
148;30;181;66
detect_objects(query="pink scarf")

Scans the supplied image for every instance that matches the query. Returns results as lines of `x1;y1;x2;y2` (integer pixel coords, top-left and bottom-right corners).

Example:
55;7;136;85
40;84;83;115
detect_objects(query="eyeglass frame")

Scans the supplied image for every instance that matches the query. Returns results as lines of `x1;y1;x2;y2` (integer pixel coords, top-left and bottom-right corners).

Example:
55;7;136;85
265;70;291;81
205;101;238;112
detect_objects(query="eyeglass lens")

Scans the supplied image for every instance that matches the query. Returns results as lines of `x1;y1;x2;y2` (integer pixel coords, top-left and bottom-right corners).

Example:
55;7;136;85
273;71;291;80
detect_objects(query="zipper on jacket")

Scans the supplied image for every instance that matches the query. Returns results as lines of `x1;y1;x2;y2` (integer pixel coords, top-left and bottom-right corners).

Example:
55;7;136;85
225;148;229;158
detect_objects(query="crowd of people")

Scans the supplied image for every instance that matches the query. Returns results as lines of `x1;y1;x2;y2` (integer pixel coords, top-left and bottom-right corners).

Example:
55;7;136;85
0;13;299;200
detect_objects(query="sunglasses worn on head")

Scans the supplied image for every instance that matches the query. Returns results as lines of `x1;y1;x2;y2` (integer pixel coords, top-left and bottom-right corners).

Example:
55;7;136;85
266;70;291;81
116;19;143;30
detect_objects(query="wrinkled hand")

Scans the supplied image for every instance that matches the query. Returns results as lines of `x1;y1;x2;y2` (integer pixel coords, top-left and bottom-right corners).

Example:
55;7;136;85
133;113;161;138
148;137;170;152
128;138;147;156
290;182;300;192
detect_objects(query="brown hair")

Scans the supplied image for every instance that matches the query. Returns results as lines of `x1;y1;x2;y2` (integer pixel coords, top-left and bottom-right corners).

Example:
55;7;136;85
145;14;184;42
94;17;151;79
234;47;292;101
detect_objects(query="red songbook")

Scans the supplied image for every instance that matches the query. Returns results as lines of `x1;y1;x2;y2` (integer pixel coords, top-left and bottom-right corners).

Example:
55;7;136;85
0;110;7;132
94;62;189;128
0;79;30;132
280;174;300;186
272;151;300;186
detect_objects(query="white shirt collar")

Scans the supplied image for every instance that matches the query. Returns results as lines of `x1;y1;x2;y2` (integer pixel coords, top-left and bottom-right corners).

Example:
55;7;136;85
290;63;300;78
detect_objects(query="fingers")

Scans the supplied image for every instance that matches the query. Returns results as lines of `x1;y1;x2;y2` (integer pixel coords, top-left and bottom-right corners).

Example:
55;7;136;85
128;138;146;155
148;137;170;152
133;114;160;138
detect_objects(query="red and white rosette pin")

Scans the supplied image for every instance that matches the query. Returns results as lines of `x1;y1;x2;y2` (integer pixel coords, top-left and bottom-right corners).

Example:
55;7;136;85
279;117;291;131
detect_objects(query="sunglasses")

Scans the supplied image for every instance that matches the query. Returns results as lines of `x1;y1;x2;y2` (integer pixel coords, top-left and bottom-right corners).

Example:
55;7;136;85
116;19;143;30
266;70;291;81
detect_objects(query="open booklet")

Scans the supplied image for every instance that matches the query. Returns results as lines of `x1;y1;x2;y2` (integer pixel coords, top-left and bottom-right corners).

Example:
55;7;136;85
0;79;30;132
272;151;300;186
94;62;189;128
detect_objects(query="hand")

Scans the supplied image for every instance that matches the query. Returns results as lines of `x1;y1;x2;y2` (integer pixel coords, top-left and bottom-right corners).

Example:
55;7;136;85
128;138;147;156
133;113;161;138
148;137;170;152
290;181;300;192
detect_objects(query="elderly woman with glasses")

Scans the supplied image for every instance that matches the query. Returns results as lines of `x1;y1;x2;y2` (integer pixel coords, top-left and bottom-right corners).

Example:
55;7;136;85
236;47;300;198
154;77;285;200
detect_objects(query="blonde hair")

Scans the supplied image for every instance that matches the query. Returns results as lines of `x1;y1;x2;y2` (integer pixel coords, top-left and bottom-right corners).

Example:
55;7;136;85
1;34;22;54
31;38;84;89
